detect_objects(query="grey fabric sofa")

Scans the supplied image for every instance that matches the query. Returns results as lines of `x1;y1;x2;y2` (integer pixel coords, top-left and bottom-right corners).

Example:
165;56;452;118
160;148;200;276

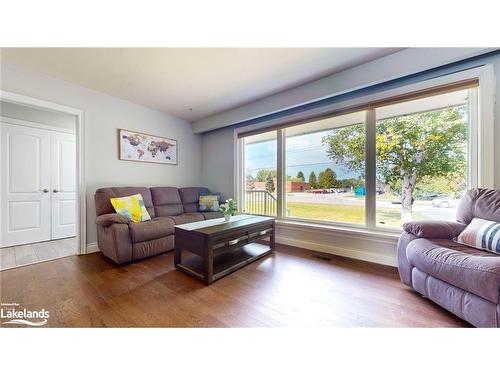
94;186;223;264
397;188;500;327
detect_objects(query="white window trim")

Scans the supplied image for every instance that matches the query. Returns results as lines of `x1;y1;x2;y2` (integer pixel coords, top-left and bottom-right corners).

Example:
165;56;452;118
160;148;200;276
235;64;495;235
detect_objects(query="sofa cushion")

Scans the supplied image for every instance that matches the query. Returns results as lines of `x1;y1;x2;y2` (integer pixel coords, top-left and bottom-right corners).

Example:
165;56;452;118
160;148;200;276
95;187;155;217
132;235;174;260
179;187;210;212
110;193;152;223
150;187;184;217
198;194;221;212
167;213;205;225
403;220;467;239
456;188;500;225
201;211;224;220
129;217;174;243
455;218;500;254
407;238;500;303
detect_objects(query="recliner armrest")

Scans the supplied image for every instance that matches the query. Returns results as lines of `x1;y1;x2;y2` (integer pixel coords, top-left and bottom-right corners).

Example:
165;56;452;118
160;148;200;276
402;220;467;239
96;213;130;227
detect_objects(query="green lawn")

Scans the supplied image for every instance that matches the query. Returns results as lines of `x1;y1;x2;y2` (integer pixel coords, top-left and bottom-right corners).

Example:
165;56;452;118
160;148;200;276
289;202;431;227
286;202;365;225
245;200;429;228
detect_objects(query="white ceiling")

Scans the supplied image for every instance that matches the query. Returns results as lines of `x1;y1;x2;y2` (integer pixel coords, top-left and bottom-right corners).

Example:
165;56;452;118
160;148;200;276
0;48;403;122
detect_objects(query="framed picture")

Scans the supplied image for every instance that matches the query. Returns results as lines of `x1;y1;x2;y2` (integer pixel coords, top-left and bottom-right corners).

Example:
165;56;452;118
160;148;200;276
118;128;178;165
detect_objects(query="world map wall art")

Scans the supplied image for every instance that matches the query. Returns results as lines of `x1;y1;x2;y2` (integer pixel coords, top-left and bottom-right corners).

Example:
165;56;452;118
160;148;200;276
119;129;178;165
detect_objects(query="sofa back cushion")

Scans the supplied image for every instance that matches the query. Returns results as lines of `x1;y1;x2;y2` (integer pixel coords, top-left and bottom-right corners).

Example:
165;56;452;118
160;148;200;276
150;187;184;217
95;187;155;217
179;187;210;212
456;188;500;224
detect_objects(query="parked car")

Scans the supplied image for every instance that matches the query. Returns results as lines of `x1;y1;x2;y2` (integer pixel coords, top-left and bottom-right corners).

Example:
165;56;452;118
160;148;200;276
416;193;439;200
432;196;454;208
312;189;327;194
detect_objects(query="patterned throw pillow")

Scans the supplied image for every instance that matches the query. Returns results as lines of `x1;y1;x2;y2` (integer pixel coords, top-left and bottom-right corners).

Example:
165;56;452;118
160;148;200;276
198;194;220;212
110;194;151;223
454;218;500;254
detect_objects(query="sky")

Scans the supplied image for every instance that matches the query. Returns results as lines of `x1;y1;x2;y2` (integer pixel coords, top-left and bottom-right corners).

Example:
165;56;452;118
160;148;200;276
245;129;362;181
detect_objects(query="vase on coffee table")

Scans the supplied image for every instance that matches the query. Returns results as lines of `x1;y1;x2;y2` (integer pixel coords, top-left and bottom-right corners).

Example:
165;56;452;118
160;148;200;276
220;198;237;222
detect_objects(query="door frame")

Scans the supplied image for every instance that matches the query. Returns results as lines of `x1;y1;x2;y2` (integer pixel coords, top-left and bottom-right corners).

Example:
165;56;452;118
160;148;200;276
0;90;87;255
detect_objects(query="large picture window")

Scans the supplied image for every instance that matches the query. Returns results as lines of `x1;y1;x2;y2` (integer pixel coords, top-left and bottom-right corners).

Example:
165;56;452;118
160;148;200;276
375;90;470;228
238;70;491;232
284;111;365;225
244;130;277;216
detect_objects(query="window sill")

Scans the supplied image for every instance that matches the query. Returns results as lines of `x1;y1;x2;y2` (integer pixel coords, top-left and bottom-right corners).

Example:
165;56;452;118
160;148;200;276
275;219;401;242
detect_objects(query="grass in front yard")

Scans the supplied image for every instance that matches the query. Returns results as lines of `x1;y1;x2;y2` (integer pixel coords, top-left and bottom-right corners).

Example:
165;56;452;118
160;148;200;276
246;201;429;228
286;202;427;228
286;202;365;225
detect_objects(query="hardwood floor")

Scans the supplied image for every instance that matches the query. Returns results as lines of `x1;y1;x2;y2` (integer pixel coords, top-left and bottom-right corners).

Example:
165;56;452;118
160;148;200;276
0;244;470;327
0;237;77;271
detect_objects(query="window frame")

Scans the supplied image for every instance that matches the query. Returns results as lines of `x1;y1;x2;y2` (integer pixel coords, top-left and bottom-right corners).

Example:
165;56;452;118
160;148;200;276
235;65;495;234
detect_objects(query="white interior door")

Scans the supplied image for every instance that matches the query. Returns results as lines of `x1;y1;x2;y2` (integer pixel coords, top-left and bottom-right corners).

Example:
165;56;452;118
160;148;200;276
1;123;52;247
51;131;76;239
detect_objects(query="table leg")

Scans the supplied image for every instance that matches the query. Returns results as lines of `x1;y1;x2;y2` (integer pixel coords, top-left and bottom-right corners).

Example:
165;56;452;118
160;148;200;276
270;222;276;251
174;246;181;267
204;241;213;284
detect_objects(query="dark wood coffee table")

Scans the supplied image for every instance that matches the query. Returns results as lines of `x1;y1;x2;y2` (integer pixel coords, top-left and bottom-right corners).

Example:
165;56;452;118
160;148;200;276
174;215;275;284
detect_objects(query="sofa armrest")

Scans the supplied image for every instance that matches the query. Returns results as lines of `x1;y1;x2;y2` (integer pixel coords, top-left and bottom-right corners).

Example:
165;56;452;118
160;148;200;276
402;220;467;239
397;232;418;287
96;223;133;264
95;213;130;227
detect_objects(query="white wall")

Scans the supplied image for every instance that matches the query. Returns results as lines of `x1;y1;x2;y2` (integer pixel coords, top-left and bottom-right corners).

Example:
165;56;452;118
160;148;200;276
1;62;203;246
201;127;235;201
1;101;76;131
200;52;500;266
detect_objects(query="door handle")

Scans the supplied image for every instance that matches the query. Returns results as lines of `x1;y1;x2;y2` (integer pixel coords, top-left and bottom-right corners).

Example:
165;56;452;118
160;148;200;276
40;188;49;193
53;189;59;193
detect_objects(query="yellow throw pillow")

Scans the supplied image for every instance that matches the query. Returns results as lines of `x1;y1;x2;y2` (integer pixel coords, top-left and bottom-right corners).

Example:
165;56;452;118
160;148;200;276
198;194;220;212
110;194;151;223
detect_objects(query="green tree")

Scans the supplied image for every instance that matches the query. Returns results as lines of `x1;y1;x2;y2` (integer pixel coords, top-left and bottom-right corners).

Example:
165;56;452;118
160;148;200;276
322;106;467;218
255;169;277;182
339;178;362;189
308;171;318;189
318;171;325;188
265;174;275;193
318;168;337;188
415;175;466;198
296;171;305;182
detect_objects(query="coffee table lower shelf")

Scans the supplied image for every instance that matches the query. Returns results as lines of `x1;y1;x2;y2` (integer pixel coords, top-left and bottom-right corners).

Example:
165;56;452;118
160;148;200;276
176;242;272;283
